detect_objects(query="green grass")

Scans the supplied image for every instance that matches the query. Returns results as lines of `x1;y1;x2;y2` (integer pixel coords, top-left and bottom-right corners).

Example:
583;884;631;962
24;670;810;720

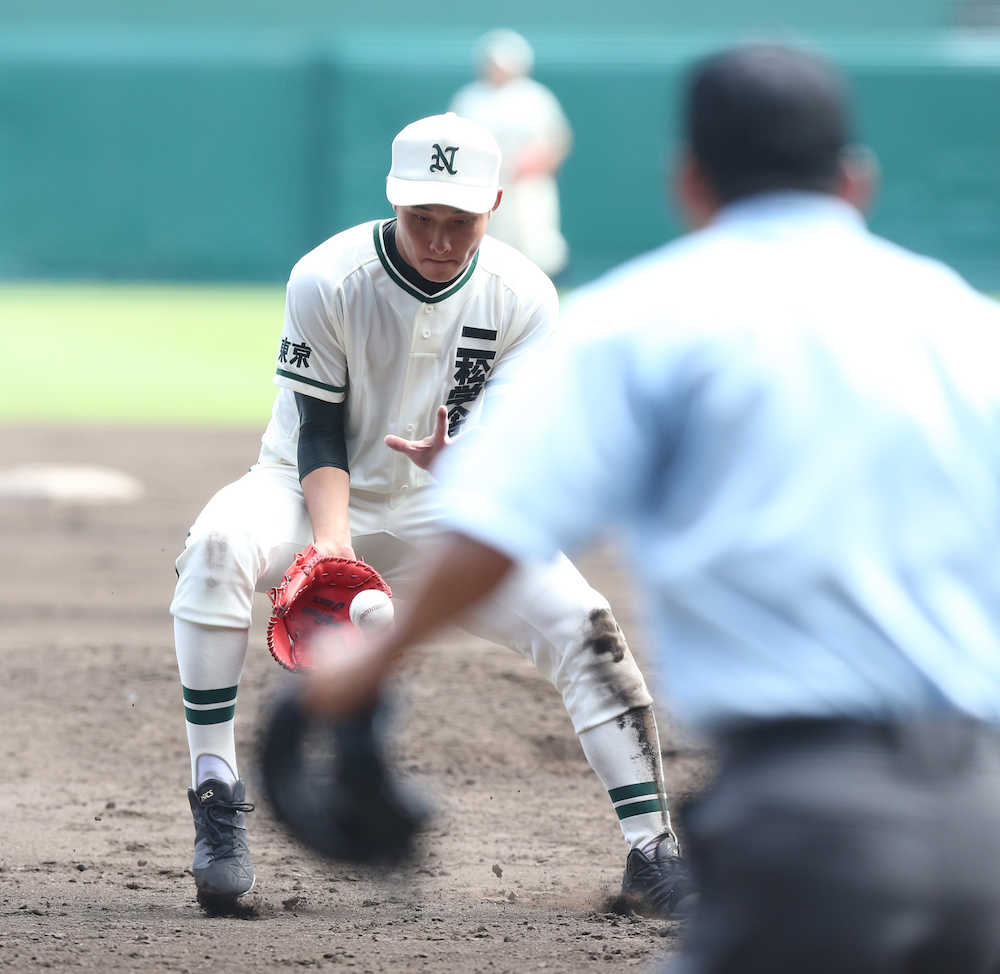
6;281;996;428
2;282;285;425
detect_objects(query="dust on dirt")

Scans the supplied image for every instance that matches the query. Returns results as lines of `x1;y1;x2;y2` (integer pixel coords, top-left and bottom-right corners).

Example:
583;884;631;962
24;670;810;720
0;426;712;973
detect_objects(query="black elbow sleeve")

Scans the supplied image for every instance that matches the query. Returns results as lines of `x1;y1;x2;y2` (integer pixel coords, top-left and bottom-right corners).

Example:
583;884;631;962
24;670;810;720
295;393;349;481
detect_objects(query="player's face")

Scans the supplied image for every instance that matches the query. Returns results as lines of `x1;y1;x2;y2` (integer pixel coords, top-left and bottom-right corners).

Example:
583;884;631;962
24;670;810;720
394;204;493;282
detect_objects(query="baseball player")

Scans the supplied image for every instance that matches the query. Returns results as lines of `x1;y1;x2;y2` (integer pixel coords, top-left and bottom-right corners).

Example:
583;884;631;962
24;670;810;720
450;30;572;277
300;48;1000;973
170;112;690;914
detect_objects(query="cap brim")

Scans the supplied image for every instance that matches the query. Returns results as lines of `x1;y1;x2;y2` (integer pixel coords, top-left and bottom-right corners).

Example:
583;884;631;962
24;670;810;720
386;176;498;214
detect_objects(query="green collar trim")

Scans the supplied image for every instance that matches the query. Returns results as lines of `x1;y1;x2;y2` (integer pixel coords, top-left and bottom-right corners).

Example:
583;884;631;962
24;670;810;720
372;221;478;304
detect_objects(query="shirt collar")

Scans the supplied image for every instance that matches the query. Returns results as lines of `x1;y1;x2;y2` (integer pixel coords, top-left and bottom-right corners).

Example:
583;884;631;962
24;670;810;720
711;192;866;232
373;221;479;305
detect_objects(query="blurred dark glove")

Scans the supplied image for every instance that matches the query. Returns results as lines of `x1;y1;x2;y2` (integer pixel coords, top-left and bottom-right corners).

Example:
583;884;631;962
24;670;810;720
258;688;430;863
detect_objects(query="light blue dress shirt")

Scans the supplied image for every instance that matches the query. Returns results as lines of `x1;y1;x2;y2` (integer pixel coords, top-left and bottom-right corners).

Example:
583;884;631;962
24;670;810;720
440;193;1000;733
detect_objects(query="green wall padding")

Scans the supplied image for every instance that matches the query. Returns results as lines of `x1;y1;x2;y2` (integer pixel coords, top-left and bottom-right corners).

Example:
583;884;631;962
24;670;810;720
2;29;998;289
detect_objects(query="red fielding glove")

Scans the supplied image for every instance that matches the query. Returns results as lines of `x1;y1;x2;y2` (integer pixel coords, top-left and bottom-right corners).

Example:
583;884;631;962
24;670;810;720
266;544;392;672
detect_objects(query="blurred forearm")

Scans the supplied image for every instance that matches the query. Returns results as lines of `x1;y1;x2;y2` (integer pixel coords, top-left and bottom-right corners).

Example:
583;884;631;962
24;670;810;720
302;533;514;716
384;533;513;652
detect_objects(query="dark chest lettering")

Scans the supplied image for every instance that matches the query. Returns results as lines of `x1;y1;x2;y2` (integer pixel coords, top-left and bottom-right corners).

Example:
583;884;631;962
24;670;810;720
446;325;499;435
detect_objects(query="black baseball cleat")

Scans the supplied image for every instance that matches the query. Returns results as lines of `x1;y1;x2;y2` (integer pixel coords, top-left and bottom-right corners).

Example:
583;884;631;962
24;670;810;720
187;778;256;905
621;831;697;919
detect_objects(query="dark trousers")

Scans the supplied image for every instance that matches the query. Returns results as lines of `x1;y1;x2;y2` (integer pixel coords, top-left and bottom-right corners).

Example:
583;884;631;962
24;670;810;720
668;718;1000;974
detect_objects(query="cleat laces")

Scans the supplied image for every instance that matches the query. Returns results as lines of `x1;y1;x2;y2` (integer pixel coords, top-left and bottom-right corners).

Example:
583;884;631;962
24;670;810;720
198;796;255;859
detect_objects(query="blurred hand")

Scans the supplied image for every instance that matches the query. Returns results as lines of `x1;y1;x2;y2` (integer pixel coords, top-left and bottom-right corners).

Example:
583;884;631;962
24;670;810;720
302;627;395;719
514;145;563;180
385;405;451;471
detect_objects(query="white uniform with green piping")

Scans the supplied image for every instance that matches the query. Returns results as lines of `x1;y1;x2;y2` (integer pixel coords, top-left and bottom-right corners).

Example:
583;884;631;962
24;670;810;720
170;218;673;852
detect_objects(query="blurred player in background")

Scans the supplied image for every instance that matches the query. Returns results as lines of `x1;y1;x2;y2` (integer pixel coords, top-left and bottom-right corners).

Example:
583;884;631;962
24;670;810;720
450;29;572;278
303;44;1000;971
170;111;690;916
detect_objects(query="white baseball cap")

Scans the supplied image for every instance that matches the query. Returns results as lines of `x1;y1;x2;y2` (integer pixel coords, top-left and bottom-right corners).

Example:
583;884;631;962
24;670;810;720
386;112;502;214
479;29;534;76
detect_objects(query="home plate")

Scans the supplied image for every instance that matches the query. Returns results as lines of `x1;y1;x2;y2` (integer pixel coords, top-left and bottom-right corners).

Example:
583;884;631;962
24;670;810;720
0;464;144;504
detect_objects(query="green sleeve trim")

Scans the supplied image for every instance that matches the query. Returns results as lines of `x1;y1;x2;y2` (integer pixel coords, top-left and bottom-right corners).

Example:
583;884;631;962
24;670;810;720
609;781;660;804
183;686;238;705
184;705;236;725
615;798;665;821
275;369;346;394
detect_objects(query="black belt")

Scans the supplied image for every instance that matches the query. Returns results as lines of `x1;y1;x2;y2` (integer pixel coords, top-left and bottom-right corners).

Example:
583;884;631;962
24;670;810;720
713;714;1000;766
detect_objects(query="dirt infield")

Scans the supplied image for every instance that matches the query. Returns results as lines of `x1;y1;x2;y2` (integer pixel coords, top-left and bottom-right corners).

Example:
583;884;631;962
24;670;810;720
0;426;711;973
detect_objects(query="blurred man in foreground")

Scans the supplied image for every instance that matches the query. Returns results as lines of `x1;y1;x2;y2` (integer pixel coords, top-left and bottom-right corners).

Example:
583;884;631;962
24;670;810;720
451;29;572;277
303;44;1000;971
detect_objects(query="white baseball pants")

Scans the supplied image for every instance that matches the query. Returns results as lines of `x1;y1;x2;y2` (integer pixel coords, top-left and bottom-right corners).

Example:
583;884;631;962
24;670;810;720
170;462;652;732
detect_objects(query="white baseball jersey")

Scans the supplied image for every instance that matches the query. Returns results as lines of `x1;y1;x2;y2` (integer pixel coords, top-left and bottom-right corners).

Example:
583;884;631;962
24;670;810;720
174;216;654;735
450;80;572;276
450;79;571;188
258;219;558;494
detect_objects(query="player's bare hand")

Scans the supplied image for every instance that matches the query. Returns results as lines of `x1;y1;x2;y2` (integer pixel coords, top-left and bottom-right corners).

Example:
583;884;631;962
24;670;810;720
384;405;451;471
312;539;357;561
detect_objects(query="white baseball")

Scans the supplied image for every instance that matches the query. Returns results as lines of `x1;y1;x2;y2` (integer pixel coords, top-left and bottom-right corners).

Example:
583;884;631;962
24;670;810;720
349;589;395;631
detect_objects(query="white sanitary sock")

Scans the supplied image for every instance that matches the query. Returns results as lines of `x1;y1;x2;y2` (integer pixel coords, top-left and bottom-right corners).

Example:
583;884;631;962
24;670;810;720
174;617;249;789
578;706;676;852
196;754;237;788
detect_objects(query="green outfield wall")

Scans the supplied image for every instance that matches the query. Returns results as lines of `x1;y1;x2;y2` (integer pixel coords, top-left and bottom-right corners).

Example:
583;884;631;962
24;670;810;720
2;28;999;289
3;0;952;32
